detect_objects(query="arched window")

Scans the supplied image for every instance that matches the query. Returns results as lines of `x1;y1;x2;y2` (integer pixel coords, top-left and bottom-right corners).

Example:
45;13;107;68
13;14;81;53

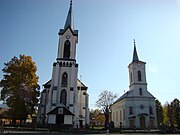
149;106;153;115
61;72;68;87
63;40;70;58
138;71;142;81
129;106;133;115
139;88;143;95
60;89;67;106
130;73;133;83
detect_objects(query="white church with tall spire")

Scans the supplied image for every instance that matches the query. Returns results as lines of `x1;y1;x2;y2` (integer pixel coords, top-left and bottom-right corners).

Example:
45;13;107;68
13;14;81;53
111;40;157;129
37;1;89;129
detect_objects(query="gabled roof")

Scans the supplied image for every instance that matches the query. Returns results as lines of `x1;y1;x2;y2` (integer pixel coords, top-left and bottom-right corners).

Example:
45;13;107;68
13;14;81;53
113;89;156;105
43;79;52;88
58;27;78;36
77;79;88;90
113;90;133;104
43;79;87;90
47;103;74;116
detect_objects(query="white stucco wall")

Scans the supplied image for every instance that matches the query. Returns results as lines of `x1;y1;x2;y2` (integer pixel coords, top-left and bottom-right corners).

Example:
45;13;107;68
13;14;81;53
111;93;157;128
57;29;78;60
37;19;89;129
111;56;157;129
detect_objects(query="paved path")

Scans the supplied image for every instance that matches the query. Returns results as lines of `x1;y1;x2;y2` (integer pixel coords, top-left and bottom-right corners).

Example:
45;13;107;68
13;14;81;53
4;131;80;135
3;131;180;135
3;128;180;135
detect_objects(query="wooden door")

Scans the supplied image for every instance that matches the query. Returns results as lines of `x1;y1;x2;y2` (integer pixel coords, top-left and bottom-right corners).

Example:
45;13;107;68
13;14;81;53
129;119;134;129
139;116;146;129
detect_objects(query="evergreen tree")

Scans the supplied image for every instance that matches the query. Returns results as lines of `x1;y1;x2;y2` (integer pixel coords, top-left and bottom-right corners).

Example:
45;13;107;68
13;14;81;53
163;99;180;131
167;103;174;129
171;98;180;130
155;99;163;128
0;55;40;125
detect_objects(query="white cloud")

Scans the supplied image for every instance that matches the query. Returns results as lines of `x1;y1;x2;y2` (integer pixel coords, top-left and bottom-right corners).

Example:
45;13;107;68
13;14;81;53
177;0;180;6
148;65;159;74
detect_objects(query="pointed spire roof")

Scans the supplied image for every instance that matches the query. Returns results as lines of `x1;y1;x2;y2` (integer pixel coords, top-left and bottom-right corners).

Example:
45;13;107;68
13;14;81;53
64;0;74;30
132;39;139;62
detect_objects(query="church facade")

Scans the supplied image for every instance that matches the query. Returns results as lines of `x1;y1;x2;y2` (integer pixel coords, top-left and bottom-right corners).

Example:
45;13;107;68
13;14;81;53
111;41;157;129
37;1;89;128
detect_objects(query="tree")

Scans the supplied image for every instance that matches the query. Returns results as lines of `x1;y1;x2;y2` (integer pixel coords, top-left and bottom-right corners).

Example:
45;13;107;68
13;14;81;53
155;99;164;128
171;98;180;130
0;55;40;125
163;102;170;127
90;109;105;127
167;103;174;129
163;98;180;131
96;90;117;129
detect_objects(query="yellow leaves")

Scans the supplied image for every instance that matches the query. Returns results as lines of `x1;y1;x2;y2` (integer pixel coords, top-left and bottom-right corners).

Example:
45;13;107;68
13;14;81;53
0;54;40;118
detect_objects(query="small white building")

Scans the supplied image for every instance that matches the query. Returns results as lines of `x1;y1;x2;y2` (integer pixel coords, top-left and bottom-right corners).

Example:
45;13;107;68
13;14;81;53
111;41;157;129
37;1;89;129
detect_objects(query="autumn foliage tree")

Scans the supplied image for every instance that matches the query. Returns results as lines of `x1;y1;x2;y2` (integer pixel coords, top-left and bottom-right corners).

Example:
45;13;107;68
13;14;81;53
163;99;180;131
96;90;117;129
0;55;40;125
90;109;105;127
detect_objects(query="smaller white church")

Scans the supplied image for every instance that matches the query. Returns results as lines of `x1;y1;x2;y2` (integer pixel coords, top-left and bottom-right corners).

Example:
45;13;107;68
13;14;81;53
111;40;157;129
37;1;89;129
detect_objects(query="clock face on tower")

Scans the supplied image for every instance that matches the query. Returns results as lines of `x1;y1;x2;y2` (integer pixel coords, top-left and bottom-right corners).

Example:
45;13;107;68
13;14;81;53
66;35;70;39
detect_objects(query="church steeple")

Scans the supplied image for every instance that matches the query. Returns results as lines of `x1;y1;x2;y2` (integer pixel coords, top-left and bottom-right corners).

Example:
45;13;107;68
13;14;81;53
64;0;74;30
128;39;147;91
132;39;139;62
57;0;78;60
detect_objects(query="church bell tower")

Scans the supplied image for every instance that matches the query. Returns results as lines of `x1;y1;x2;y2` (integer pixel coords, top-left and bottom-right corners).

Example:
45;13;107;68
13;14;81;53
46;0;79;127
128;40;147;93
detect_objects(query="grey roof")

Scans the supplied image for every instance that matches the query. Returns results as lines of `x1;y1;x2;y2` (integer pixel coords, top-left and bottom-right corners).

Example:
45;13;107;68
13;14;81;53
64;0;74;30
47;103;75;116
113;90;133;104
113;89;156;106
77;79;87;88
59;29;78;36
43;79;87;89
132;40;139;62
77;79;88;90
43;79;52;88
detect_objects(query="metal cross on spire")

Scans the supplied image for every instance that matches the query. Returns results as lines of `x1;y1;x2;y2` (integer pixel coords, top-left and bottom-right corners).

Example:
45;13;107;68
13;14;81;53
133;39;136;46
70;0;72;6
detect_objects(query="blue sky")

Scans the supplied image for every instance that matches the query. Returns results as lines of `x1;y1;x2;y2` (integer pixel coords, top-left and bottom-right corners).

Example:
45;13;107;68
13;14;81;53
0;0;180;109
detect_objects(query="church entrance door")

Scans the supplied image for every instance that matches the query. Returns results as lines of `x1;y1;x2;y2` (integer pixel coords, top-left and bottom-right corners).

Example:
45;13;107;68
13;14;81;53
79;120;83;128
56;114;64;125
129;119;135;129
139;116;146;129
150;118;154;128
